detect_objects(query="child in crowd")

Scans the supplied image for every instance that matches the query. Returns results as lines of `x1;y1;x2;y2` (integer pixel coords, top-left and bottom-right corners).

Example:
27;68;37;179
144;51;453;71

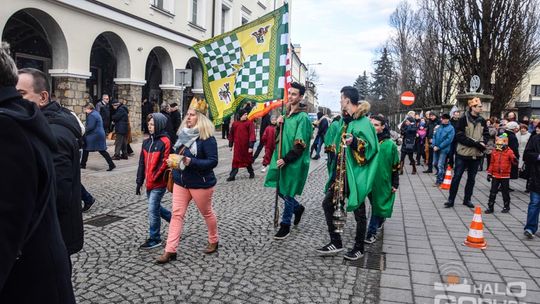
260;116;277;173
486;133;517;214
136;113;172;249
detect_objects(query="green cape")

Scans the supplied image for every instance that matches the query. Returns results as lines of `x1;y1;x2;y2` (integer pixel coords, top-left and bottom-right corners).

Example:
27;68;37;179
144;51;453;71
264;111;312;196
368;138;399;218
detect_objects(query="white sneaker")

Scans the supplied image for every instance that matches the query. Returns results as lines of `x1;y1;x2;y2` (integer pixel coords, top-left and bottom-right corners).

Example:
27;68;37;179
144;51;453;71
261;166;267;173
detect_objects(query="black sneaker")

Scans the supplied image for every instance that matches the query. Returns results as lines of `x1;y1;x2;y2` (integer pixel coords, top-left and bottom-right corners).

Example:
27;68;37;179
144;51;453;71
364;235;377;244
344;247;364;261
139;239;162;249
226;176;235;182
273;224;290;240
82;198;95;213
315;242;344;255
444;202;454;208
501;207;510;213
293;205;305;226
524;230;534;239
484;208;494;214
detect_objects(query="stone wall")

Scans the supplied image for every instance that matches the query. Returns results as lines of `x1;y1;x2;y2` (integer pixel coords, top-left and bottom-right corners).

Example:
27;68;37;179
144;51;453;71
162;89;182;106
117;84;143;135
54;76;89;121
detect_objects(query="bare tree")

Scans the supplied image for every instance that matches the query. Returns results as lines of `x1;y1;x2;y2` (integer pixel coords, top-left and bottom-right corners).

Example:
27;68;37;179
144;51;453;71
389;1;417;94
432;0;540;116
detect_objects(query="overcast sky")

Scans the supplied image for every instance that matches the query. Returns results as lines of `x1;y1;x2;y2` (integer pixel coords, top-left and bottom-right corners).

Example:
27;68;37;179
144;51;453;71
290;0;403;111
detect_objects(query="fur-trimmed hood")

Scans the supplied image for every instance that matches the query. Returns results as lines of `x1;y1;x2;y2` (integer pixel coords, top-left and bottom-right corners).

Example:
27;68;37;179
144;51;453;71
352;101;371;119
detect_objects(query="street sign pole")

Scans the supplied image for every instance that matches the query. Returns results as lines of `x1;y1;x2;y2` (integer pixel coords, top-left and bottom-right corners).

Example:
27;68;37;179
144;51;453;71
175;69;192;122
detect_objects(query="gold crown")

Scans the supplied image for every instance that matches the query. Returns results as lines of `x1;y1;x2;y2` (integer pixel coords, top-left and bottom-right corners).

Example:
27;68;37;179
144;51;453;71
189;97;208;114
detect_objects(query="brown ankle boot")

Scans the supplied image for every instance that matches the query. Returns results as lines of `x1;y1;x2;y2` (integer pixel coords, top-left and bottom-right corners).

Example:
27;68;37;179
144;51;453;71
203;242;219;254
399;161;404;175
156;251;177;264
412;163;417;175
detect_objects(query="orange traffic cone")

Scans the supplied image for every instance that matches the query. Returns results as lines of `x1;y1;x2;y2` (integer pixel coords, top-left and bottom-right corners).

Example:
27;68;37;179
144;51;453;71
439;166;453;190
463;206;487;249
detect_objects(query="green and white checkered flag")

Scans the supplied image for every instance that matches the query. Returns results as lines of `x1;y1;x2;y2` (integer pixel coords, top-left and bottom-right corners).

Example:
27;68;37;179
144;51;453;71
198;34;241;82
235;52;270;95
193;4;289;125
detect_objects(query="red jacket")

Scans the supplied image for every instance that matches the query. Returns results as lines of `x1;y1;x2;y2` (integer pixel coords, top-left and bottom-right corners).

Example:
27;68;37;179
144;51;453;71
136;134;171;190
261;124;276;166
487;148;517;179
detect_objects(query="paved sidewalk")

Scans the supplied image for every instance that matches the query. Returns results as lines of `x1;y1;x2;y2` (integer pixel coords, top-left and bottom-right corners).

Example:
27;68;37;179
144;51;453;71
379;165;540;304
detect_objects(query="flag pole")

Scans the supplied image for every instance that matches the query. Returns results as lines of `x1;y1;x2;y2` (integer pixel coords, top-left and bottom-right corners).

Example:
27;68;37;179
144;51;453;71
273;2;290;228
274;112;283;228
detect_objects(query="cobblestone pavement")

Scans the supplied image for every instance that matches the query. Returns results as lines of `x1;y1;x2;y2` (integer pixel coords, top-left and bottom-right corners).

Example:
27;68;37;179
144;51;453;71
380;164;540;304
75;138;381;303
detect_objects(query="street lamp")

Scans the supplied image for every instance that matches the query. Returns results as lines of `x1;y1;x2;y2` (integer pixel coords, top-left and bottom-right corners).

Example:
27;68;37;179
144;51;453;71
303;62;322;83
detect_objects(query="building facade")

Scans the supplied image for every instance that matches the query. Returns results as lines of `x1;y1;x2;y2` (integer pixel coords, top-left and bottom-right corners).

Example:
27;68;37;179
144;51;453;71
513;63;540;118
1;0;282;132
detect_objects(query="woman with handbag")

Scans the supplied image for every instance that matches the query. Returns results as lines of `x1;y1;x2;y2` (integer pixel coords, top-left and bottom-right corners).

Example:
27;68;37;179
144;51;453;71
156;98;219;264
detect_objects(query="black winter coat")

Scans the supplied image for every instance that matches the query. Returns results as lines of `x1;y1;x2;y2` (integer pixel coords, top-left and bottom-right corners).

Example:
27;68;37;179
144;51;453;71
401;124;418;153
41;101;84;255
0;87;75;303
112;104;129;135
524;134;540;193
96;100;111;132
507;131;520;179
161;111;177;145
170;110;181;133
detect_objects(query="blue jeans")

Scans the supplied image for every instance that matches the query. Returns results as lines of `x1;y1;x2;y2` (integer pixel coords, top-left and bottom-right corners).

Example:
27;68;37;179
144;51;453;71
367;214;384;238
147;188;171;241
525;191;540;234
279;194;300;225
433;150;449;184
448;156;480;204
311;135;323;158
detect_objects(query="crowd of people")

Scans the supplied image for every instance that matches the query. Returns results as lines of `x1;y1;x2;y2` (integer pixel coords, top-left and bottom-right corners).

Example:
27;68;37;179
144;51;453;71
3;37;540;303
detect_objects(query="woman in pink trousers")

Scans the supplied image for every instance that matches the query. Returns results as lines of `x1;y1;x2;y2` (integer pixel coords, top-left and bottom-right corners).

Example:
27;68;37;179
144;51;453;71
156;98;219;264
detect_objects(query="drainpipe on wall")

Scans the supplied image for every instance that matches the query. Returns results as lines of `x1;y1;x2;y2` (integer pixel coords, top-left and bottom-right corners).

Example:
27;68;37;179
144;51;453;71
211;0;216;37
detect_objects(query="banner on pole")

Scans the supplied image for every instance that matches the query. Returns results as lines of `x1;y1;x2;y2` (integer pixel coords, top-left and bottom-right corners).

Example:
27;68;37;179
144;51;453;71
193;4;289;125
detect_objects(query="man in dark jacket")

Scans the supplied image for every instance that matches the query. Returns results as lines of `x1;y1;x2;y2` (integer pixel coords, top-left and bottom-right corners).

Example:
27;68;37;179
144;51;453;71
96;93;111;132
111;99;129;159
310;112;329;160
17;67;84;256
444;98;489;208
524;125;540;239
505;121;520;183
253;113;272;161
448;110;461;167
160;103;176;148
424;112;440;173
1;42;75;303
168;102;181;145
141;98;153;133
222;115;231;139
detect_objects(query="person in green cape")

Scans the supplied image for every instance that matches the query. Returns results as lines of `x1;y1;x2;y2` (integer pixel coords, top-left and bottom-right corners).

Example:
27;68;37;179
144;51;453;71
323;111;346;180
365;115;399;244
264;82;313;240
316;86;378;260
